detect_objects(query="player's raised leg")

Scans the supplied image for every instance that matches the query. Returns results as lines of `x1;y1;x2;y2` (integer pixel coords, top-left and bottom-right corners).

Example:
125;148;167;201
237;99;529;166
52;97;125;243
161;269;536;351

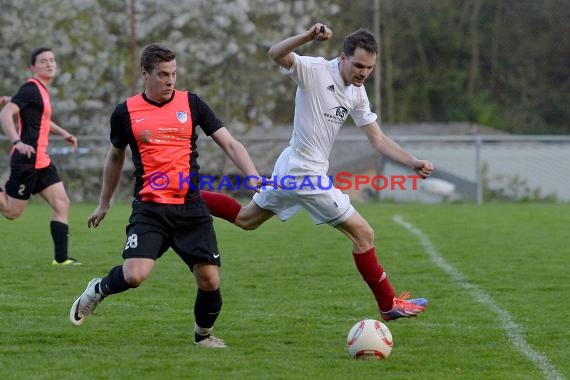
200;190;274;230
335;211;428;320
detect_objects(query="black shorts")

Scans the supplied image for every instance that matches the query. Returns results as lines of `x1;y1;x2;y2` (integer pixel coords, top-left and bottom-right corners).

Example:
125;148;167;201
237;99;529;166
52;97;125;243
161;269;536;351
5;161;62;200
122;199;220;270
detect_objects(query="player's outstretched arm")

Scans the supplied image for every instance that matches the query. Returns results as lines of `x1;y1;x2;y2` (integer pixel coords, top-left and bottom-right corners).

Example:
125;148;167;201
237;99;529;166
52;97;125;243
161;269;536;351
210;127;261;190
88;145;126;228
361;121;434;178
0;102;36;158
50;121;78;150
268;23;333;69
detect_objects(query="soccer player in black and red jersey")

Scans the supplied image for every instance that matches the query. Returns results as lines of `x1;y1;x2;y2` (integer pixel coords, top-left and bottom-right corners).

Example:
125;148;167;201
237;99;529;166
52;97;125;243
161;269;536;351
69;44;261;348
0;47;80;266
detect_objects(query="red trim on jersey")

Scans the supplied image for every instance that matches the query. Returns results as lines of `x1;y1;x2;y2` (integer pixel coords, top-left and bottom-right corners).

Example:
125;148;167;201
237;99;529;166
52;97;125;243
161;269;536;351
126;90;193;204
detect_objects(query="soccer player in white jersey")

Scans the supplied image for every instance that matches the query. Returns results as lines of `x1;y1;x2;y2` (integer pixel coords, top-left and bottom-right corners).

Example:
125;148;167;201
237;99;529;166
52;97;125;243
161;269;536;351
201;23;434;321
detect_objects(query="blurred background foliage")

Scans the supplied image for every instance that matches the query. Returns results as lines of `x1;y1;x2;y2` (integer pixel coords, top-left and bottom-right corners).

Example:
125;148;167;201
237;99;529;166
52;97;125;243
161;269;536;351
0;0;568;135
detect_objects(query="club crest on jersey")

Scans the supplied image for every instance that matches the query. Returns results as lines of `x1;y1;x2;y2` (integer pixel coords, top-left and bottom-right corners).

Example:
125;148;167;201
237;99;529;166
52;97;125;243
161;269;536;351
176;111;188;124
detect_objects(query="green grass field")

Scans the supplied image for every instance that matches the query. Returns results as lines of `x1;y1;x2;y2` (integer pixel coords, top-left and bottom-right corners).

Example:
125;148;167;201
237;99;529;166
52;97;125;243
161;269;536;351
1;201;569;380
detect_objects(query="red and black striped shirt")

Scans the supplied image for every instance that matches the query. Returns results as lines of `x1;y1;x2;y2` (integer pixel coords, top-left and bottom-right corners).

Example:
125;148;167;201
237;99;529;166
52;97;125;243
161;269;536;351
10;78;52;168
110;89;223;204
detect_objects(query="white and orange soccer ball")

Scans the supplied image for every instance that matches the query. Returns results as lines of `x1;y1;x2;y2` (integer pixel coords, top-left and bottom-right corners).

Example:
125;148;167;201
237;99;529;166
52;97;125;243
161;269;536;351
347;319;393;359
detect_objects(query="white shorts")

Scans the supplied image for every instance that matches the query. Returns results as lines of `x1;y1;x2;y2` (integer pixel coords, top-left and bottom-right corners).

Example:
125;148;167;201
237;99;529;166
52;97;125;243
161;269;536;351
253;147;355;226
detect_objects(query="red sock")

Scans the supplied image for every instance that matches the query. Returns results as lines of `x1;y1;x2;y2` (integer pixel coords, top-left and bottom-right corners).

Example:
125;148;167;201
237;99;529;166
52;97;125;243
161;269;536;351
352;248;396;312
200;190;241;223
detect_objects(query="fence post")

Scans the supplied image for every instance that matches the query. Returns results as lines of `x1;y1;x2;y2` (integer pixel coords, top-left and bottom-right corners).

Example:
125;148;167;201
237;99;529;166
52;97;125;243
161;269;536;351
475;135;483;205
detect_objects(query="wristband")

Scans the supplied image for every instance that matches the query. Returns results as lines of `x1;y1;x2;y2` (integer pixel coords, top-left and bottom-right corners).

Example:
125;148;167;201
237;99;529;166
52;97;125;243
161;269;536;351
12;139;21;145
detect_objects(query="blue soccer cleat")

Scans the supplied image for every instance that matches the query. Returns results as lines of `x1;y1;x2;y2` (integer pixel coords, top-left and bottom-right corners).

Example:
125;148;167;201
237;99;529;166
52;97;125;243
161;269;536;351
381;291;428;321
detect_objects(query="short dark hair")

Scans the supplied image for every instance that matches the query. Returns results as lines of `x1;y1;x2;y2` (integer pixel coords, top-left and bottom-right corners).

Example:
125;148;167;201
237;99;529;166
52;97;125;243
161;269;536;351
342;29;378;56
30;47;53;66
140;44;176;73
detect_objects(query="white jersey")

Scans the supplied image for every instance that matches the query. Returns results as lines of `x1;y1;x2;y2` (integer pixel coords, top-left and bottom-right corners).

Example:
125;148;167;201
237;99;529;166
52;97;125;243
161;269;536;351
283;53;378;167
253;53;377;225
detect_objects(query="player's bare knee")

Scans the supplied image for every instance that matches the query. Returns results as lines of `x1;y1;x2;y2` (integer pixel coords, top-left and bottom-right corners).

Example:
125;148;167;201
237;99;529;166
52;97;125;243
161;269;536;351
235;206;271;230
239;221;259;230
193;263;220;290
53;195;70;213
124;273;145;287
198;278;220;291
235;217;259;230
3;208;23;220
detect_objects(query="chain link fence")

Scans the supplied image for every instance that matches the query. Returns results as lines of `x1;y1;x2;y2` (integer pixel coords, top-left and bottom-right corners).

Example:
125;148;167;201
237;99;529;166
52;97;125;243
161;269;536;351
2;133;569;204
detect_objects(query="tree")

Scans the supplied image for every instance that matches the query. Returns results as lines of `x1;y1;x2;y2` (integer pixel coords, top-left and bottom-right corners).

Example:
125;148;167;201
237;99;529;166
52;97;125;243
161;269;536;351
0;0;567;134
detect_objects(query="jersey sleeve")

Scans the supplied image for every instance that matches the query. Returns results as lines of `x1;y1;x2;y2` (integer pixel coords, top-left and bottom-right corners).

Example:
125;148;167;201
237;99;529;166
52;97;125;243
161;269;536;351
279;52;299;77
188;92;223;136
351;86;378;127
10;82;40;111
110;102;130;148
281;53;328;88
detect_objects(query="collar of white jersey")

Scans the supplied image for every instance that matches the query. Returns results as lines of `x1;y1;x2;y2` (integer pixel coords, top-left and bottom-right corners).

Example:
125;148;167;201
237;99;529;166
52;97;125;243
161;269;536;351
330;57;349;89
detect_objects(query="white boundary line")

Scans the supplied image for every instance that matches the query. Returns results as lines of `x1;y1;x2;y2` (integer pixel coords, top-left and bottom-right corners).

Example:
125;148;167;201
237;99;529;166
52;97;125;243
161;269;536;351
393;215;564;380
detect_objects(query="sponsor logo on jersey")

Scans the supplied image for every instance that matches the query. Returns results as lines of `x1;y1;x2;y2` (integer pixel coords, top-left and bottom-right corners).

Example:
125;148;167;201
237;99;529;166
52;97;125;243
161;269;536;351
332;106;348;118
138;129;152;143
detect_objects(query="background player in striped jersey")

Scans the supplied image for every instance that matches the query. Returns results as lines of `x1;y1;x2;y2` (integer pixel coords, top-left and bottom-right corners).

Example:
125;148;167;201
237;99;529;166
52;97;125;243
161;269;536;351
69;44;261;348
0;47;80;266
201;23;433;322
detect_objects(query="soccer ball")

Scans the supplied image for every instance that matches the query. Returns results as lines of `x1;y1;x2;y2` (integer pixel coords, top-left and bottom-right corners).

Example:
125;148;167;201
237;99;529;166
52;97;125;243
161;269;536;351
347;319;393;359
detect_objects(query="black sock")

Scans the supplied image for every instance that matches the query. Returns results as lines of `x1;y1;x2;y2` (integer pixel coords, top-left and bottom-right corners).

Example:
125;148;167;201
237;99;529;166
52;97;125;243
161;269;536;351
99;265;133;296
50;221;69;263
194;288;222;342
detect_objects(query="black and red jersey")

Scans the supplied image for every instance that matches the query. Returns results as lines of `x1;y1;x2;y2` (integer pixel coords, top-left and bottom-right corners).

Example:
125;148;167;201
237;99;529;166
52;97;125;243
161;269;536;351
10;78;52;169
110;89;223;204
